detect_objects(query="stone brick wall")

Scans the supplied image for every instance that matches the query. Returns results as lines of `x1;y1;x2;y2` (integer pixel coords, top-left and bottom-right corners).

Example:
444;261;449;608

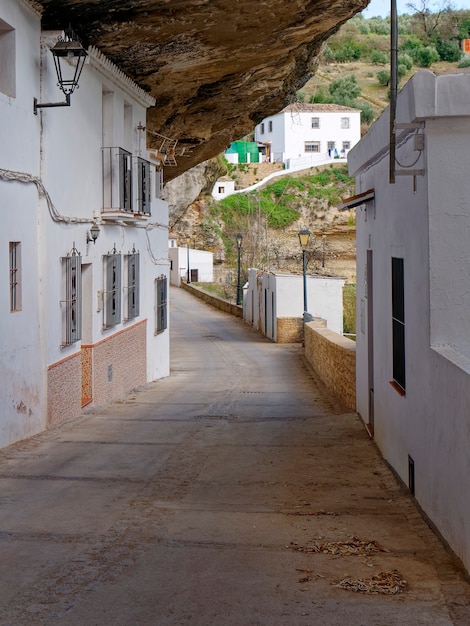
304;321;356;411
181;282;243;318
47;352;82;428
47;321;147;429
276;317;303;343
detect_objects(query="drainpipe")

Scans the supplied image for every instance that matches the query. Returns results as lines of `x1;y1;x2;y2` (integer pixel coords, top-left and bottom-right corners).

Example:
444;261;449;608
389;0;398;184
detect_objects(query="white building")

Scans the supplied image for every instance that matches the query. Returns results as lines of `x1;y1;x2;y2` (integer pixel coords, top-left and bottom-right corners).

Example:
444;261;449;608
1;0;170;449
211;176;236;201
244;269;345;341
254;103;361;169
169;244;214;286
346;69;470;573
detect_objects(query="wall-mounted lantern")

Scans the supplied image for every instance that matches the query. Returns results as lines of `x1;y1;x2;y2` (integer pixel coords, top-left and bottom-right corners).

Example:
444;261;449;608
86;222;100;245
34;27;87;115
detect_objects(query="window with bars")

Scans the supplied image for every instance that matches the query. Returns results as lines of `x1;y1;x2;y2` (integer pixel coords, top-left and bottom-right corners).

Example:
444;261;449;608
61;251;82;346
392;257;405;391
305;141;320;152
155;275;167;334
260;123;265;135
342;141;351;150
125;251;140;320
341;117;350;129
311;117;320;129
268;120;273;132
104;251;122;329
327;141;336;151
136;157;151;214
9;241;21;312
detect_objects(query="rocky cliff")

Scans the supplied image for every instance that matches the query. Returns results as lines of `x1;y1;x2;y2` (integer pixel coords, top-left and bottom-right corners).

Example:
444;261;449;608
37;0;368;179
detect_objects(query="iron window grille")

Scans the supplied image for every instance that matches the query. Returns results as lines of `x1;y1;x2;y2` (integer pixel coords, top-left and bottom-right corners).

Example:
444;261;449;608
103;248;122;329
311;117;320;129
136;157;151;215
305;141;320;152
124;250;140;321
341;117;350;129
61;247;82;346
9;241;21;312
155;274;167;334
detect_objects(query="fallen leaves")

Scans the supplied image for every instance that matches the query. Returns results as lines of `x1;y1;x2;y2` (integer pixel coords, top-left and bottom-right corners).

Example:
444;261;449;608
288;536;389;556
335;570;407;594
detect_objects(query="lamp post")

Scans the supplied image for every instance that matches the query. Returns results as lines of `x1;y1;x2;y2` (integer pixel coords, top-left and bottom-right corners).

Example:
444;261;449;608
298;228;311;318
34;27;87;115
236;233;243;306
186;236;191;283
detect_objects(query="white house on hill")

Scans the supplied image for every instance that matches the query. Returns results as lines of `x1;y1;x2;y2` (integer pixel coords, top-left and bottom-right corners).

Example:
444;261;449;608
254;103;361;169
345;69;470;573
1;0;170;449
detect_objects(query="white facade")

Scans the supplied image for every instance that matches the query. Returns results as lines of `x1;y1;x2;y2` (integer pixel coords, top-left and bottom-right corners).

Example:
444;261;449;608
212;177;236;200
254;103;361;167
169;246;214;286
244;269;345;341
348;69;470;573
0;0;170;449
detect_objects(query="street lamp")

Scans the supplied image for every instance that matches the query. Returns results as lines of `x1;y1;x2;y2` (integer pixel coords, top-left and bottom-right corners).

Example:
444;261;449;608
236;233;243;306
186;236;191;283
298;228;311;318
34;27;88;115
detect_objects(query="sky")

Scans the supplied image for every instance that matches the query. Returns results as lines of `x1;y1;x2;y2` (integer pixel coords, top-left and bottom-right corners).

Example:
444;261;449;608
362;0;470;17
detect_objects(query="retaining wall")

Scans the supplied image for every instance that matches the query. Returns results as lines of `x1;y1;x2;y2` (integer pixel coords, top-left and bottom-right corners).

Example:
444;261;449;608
304;320;356;411
180;282;243;318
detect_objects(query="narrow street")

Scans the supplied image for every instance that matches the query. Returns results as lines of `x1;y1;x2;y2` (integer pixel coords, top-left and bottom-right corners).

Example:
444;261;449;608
1;286;469;625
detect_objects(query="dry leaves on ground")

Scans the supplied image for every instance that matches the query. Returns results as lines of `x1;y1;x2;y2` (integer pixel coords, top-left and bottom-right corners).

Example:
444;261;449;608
288;536;389;556
335;570;407;594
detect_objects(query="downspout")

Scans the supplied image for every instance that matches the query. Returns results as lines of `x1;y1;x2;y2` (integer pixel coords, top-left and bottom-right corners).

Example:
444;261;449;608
389;0;398;184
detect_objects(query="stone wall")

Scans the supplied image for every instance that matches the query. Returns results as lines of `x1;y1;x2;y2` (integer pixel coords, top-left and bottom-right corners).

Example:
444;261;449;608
180;282;243;318
276;317;303;343
304;320;356;411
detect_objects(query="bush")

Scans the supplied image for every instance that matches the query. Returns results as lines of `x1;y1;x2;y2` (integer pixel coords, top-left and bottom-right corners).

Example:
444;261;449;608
397;63;408;77
357;101;375;125
370;49;388;64
328;75;361;105
415;46;440;68
436;39;462;63
377;69;390;86
397;53;413;71
458;55;470;68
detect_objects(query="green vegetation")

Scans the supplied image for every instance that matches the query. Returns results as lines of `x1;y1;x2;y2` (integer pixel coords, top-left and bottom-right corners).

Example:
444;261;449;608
343;284;357;337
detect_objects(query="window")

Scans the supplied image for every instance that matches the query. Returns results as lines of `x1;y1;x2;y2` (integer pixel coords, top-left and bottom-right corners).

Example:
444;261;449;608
260;123;265;135
155;166;163;199
342;141;351;151
305;141;320;153
392;257;405;391
102;147;133;212
61;251;82;346
268;120;273;132
327;141;335;151
311;117;320;129
218;186;225;194
136;157;151;214
125;251;140;320
104;251;122;328
341;117;350;129
0;20;15;97
155;275;167;334
9;242;21;311
119;149;133;211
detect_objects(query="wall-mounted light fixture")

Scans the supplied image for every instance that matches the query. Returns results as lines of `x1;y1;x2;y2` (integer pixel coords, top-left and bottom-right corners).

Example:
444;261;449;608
86;222;100;245
34;27;87;115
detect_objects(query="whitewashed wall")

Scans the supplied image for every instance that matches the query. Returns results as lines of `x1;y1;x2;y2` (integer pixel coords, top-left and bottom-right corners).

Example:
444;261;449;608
349;69;470;573
169;247;214;286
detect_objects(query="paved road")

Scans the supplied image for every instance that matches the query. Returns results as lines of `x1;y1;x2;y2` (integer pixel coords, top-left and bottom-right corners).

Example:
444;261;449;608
1;286;470;625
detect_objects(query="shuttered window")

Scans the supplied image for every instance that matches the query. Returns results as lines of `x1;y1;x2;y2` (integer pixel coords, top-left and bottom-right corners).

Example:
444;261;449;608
104;252;121;328
119;148;132;211
9;241;21;312
392;257;405;391
136;157;151;214
61;251;82;345
125;252;140;320
155;275;167;334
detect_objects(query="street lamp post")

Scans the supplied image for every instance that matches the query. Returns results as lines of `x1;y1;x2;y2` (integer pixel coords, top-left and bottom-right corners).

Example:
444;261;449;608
236;233;243;306
298;228;311;319
186;236;191;283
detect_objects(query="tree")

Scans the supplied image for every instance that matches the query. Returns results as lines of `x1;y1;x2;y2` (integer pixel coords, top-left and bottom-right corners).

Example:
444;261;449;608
328;75;361;107
406;0;454;42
